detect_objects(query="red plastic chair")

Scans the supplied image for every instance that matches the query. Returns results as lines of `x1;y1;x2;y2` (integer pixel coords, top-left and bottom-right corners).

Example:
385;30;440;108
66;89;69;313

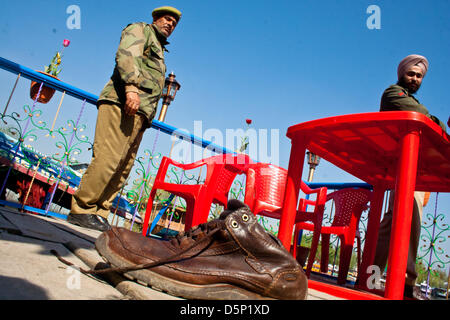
142;153;252;236
294;188;372;283
243;163;328;263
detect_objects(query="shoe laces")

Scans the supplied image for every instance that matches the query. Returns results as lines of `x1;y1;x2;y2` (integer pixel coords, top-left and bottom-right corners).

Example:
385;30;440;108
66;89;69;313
172;219;225;247
51;220;225;276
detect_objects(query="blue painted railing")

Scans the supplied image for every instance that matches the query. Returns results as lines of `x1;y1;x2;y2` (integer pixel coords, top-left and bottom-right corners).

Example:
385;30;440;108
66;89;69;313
0;56;234;155
309;182;372;190
0;57;98;104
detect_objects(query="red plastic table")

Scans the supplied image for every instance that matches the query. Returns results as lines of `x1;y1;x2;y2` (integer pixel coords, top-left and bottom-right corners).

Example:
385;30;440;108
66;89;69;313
279;111;450;299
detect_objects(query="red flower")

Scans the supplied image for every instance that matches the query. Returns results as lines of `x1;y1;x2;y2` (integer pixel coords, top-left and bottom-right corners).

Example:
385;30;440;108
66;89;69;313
63;39;71;47
246;119;252;125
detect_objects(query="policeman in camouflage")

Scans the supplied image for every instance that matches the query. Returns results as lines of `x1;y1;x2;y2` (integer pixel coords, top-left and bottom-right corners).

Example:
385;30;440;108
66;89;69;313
98;21;168;126
68;6;182;231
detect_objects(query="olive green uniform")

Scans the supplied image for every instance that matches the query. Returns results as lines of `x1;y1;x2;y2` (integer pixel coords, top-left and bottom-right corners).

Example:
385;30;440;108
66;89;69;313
375;83;444;288
380;84;446;131
71;23;168;219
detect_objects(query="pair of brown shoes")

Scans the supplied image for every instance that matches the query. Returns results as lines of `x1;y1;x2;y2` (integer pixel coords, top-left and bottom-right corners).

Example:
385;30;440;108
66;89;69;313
95;200;308;300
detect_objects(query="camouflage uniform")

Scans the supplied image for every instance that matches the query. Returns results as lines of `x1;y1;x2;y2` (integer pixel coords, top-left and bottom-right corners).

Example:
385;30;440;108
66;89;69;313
98;22;168;127
71;23;169;219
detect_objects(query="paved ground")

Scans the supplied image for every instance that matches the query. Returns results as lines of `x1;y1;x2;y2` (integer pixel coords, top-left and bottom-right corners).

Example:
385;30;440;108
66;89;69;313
0;205;340;300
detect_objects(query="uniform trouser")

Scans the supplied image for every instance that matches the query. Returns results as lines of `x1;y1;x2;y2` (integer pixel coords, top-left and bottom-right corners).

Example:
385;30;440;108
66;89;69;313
373;191;425;287
71;103;146;219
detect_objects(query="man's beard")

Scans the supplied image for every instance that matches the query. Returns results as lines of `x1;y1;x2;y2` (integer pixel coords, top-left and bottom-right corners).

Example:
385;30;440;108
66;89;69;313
398;77;421;94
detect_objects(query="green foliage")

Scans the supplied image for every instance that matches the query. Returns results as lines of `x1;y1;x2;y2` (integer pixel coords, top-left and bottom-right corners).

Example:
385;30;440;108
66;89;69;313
416;262;449;288
44;52;62;77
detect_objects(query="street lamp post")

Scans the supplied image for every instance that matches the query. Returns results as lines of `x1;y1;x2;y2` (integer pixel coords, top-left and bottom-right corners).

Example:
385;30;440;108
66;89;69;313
158;72;181;122
306;151;320;182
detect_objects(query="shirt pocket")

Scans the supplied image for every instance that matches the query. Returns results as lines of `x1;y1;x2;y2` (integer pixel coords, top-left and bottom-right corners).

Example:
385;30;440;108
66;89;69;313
145;42;166;74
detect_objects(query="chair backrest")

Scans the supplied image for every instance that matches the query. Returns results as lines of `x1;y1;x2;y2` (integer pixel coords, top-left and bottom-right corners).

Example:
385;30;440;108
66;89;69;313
215;168;238;195
326;188;372;227
244;163;287;216
199;153;251;180
202;153;253;206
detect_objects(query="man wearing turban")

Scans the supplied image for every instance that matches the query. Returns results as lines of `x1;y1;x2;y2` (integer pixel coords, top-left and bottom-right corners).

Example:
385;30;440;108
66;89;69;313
375;54;447;300
380;54;446;130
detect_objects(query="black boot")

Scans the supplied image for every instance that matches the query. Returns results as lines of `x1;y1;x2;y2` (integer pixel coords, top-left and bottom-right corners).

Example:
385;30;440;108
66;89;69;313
67;213;111;232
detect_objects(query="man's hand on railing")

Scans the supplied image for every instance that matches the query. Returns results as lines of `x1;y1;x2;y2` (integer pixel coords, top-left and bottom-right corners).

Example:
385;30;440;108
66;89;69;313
125;91;140;116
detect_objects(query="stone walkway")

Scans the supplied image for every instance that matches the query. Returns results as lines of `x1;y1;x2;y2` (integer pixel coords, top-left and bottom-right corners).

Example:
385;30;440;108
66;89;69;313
0;205;340;300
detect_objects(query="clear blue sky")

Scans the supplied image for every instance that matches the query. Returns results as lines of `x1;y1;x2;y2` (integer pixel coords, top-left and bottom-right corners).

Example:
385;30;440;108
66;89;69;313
0;1;449;259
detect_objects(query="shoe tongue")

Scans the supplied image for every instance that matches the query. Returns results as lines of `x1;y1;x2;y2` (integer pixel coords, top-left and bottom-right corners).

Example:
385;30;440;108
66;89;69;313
174;200;249;247
219;199;250;220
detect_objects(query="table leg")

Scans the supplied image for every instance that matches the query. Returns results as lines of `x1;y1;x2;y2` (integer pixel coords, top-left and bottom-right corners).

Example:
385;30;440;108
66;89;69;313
279;140;306;250
357;185;385;290
385;130;420;300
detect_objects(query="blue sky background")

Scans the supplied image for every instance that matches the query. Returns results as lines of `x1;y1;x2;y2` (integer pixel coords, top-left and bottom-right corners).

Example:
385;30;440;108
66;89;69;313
0;1;449;263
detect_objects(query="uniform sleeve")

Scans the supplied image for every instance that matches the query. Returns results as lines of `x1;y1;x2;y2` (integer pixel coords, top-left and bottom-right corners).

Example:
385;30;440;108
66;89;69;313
429;115;447;132
115;23;146;91
380;86;446;132
380;86;429;114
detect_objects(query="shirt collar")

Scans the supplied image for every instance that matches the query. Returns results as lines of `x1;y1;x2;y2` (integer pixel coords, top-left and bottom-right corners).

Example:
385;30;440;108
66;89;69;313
151;24;170;51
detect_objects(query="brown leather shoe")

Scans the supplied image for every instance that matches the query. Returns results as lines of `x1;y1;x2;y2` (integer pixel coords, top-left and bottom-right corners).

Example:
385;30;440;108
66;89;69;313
95;200;308;300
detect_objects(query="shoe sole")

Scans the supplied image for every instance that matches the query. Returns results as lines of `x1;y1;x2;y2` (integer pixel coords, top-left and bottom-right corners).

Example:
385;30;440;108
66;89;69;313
95;232;275;300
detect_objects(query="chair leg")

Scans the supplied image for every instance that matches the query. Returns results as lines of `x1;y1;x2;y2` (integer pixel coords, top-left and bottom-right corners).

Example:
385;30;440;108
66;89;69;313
184;201;210;231
337;241;354;285
305;231;320;278
182;198;197;231
291;225;300;258
356;236;361;278
198;201;214;225
320;234;330;273
142;189;157;236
